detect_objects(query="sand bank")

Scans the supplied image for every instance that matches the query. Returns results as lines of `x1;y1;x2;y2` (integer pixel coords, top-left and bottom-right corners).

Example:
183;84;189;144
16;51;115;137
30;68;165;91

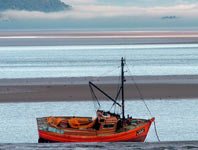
0;75;198;103
0;31;198;46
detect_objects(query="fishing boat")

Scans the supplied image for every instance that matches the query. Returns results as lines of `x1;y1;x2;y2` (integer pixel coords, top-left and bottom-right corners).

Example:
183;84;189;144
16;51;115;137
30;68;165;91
36;57;155;142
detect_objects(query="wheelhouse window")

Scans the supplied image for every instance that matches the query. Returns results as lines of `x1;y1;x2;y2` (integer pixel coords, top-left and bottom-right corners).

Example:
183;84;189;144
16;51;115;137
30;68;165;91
103;124;114;128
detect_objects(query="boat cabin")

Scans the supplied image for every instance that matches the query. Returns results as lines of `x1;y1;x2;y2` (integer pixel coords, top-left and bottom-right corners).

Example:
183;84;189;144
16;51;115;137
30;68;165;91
43;110;121;136
94;110;120;135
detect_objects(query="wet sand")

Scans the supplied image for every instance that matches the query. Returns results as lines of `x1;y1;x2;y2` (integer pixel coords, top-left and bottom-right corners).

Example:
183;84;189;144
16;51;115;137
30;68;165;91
1;75;198;103
0;141;197;150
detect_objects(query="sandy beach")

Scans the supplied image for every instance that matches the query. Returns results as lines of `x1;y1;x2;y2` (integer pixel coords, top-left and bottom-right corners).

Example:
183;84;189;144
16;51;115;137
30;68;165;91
0;75;198;103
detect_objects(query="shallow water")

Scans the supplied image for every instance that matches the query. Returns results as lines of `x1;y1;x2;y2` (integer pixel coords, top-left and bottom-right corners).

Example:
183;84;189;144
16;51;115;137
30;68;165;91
1;43;198;149
1;44;198;78
0;99;197;143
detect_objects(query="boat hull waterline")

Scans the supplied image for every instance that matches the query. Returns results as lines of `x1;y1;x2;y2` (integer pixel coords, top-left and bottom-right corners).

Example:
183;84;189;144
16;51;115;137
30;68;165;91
37;117;154;142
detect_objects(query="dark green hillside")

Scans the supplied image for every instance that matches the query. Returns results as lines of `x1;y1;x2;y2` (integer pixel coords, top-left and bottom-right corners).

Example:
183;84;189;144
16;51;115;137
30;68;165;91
0;0;70;12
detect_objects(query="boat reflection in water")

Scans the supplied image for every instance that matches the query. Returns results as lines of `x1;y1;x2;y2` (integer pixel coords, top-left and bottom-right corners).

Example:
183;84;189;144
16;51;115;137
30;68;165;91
36;58;154;142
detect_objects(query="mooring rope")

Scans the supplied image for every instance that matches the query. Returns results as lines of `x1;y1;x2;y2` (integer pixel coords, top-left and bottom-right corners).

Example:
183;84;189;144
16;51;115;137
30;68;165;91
126;63;161;142
153;120;161;142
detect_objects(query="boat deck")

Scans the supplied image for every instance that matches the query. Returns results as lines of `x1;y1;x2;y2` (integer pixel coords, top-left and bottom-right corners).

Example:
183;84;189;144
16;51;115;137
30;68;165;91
37;116;150;136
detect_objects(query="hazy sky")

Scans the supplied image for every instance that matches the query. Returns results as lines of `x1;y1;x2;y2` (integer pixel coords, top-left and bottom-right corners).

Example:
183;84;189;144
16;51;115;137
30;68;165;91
0;0;198;29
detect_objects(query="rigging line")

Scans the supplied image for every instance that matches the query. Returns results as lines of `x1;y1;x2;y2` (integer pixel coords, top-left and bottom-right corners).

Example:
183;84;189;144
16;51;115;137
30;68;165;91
110;75;121;112
110;86;121;112
113;75;122;114
90;65;121;82
89;83;101;108
126;63;152;117
126;63;161;142
89;81;121;107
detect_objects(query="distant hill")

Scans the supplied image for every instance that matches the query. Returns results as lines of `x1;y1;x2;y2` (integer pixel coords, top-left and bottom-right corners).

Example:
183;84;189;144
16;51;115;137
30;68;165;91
0;0;71;12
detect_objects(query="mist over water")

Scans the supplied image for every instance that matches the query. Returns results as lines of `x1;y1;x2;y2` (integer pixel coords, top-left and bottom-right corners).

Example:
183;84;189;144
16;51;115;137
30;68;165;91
0;44;198;78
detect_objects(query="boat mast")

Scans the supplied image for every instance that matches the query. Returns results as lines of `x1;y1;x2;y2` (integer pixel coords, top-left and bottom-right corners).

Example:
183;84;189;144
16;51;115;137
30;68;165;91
121;57;125;120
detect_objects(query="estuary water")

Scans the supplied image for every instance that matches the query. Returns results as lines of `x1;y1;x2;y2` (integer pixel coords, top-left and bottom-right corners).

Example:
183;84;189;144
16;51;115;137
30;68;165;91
0;99;197;143
1;44;198;78
0;43;198;149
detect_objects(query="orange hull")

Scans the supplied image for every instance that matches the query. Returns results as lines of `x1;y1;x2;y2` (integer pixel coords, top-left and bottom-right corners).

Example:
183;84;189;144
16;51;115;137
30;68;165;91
37;58;155;143
38;118;154;142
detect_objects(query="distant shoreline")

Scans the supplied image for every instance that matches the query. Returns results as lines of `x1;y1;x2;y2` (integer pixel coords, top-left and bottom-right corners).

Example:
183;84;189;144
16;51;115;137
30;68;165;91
0;31;198;46
1;75;198;103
